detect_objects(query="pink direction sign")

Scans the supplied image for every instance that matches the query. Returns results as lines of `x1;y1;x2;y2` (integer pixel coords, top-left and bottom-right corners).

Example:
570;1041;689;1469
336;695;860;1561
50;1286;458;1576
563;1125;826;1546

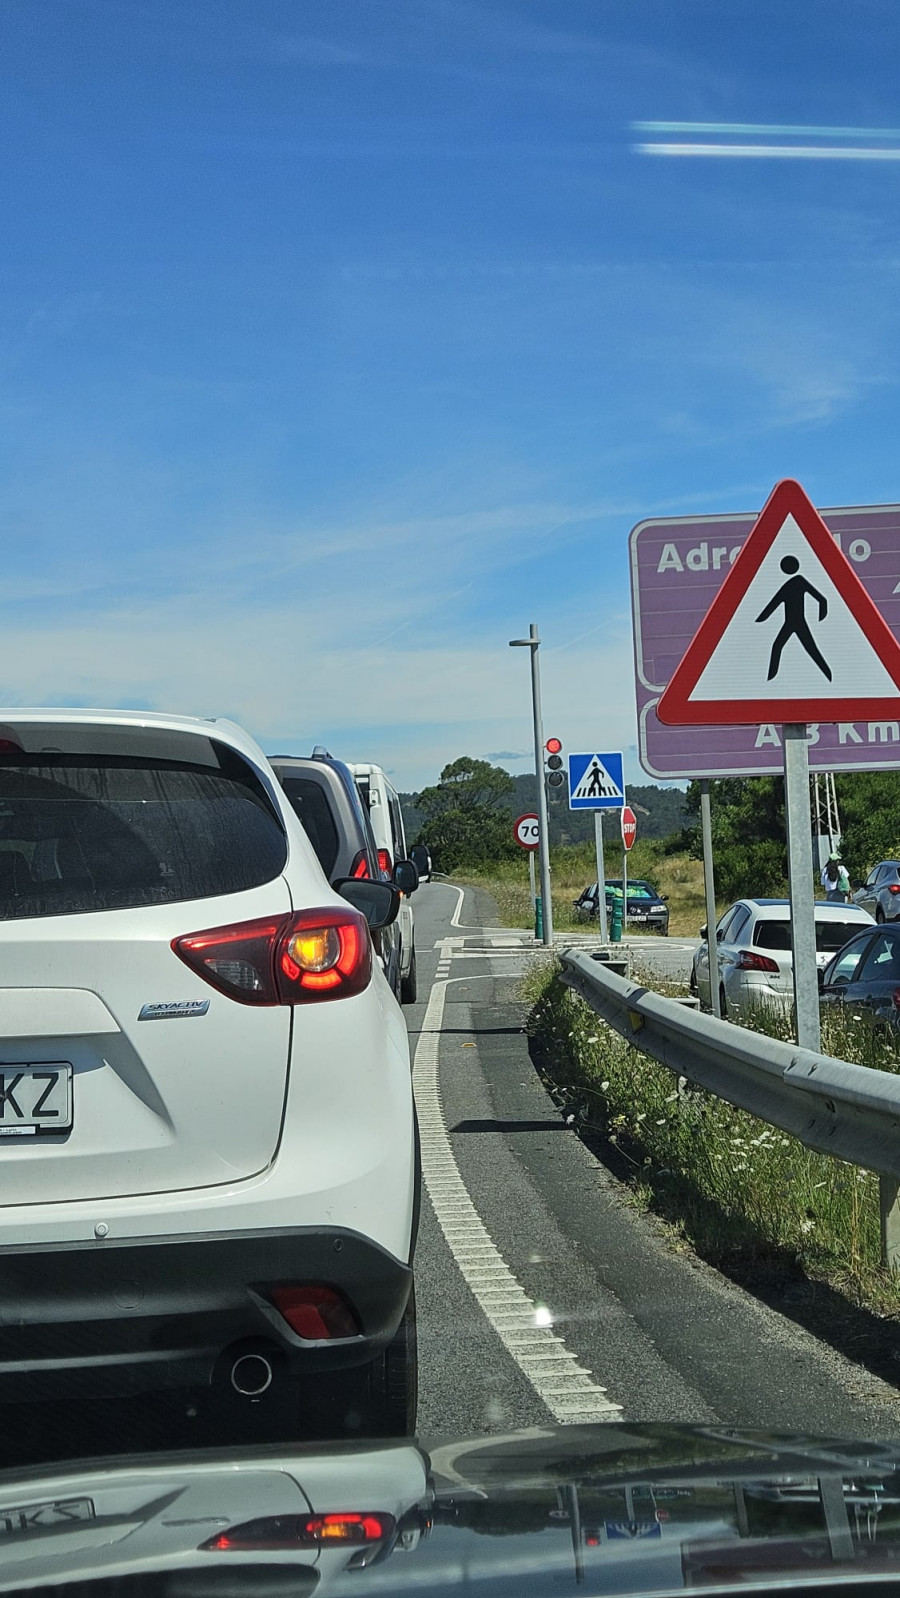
630;501;900;779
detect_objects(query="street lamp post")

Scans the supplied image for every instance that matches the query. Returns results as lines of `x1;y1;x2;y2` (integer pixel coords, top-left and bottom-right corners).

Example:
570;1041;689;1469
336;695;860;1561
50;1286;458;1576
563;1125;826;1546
509;623;554;947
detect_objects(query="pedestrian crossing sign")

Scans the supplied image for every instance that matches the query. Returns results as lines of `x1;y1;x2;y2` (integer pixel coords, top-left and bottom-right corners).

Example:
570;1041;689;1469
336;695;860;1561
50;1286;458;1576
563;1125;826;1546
658;477;900;726
568;751;625;810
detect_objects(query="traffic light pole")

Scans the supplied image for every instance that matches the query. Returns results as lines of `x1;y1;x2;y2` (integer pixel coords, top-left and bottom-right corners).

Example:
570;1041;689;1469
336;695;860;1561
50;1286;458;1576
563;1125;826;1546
509;623;554;947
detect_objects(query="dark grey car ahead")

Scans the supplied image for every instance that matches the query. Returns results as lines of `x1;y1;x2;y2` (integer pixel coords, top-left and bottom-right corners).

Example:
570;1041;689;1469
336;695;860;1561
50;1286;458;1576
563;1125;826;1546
269;752;403;1000
820;922;900;1029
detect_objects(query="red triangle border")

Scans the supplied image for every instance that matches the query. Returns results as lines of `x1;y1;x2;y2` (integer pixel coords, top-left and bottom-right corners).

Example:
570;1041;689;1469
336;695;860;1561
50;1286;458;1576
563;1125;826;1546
657;479;900;726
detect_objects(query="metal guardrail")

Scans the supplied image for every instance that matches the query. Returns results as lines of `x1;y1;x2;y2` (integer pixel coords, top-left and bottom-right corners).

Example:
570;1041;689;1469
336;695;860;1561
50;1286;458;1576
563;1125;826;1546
558;948;900;1265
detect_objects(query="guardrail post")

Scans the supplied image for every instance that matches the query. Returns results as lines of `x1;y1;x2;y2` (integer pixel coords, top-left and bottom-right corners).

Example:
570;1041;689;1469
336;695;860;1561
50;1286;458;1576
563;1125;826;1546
880;1174;900;1272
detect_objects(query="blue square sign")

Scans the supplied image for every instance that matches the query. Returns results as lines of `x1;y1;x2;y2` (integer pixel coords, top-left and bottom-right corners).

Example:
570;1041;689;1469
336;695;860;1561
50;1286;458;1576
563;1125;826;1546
568;751;625;810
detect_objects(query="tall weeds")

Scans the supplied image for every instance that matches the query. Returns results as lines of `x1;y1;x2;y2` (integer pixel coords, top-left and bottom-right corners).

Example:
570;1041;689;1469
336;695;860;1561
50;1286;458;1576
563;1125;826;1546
525;965;900;1311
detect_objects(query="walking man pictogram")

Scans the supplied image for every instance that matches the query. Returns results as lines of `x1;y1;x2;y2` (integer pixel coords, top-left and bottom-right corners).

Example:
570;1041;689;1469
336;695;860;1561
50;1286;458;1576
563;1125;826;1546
586;762;605;798
755;555;832;682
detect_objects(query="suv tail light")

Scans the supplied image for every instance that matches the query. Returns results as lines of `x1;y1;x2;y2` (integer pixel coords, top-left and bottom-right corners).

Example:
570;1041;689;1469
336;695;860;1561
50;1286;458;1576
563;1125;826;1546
350;850;370;879
736;950;780;973
173;908;372;1005
377;848;392;878
889;884;900;895
202;1513;395;1552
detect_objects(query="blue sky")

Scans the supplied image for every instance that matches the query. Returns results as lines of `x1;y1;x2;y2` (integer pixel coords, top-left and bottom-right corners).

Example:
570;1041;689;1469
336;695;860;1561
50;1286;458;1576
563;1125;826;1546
2;0;899;789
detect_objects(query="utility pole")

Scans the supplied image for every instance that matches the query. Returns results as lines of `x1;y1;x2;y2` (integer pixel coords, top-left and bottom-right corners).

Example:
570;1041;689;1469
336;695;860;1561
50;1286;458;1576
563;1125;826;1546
509;624;553;947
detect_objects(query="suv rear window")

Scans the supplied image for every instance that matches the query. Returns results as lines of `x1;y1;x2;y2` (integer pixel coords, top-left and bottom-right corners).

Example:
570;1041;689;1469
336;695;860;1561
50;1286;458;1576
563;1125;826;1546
0;750;286;920
279;777;340;877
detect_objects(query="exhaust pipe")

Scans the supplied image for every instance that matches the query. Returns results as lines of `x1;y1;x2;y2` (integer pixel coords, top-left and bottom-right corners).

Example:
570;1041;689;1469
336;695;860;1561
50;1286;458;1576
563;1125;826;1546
230;1352;274;1397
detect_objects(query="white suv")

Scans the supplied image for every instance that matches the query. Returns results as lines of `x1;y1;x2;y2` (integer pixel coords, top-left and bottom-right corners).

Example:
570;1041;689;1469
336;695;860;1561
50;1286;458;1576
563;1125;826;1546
0;710;418;1434
350;764;418;1003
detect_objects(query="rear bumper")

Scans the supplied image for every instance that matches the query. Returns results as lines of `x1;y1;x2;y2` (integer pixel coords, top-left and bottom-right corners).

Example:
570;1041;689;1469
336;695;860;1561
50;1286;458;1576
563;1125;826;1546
739;981;792;1014
0;1226;413;1403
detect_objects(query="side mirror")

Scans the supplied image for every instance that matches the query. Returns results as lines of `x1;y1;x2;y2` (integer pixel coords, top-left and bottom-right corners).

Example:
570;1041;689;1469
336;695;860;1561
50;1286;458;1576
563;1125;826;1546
333;878;400;930
817;968;825;989
409;844;430;880
661;894;669;902
393;859;419;895
700;924;708;940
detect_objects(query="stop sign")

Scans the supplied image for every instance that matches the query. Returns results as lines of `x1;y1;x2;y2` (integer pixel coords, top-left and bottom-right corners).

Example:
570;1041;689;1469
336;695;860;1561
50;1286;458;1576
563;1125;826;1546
621;805;637;851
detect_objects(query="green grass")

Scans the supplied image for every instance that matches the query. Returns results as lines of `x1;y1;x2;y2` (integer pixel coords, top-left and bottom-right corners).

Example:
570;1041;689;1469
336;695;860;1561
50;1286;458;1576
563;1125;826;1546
524;962;900;1315
455;842;724;938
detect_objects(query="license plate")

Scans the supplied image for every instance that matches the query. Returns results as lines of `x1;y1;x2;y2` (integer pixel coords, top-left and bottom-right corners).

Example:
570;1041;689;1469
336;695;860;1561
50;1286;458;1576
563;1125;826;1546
0;1497;94;1535
0;1064;72;1133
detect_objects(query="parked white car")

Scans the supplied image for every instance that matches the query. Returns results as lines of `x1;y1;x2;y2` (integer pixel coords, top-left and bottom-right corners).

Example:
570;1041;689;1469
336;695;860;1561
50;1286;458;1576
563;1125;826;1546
690;897;874;1020
350;764;419;1003
0;709;418;1434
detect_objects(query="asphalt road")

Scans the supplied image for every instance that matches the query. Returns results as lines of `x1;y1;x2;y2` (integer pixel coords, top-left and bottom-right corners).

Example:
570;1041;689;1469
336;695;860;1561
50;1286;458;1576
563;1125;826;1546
411;880;900;1440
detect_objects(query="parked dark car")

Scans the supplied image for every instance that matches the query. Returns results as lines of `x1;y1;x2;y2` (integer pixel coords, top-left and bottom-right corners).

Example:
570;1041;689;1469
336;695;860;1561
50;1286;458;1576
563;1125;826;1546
851;860;900;923
269;749;413;1001
820;922;900;1028
573;878;669;934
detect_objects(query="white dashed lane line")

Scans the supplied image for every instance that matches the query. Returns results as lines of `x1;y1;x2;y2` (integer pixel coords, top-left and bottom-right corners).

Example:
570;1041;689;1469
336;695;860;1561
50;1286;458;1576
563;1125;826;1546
413;947;622;1425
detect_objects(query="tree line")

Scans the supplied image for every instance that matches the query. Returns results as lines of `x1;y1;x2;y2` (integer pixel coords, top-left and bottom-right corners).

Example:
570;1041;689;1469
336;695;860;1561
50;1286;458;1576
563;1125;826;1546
404;757;900;889
667;770;900;900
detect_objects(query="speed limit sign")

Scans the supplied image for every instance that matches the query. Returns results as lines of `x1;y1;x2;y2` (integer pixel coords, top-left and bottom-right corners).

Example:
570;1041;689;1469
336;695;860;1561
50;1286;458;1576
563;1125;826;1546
514;813;540;851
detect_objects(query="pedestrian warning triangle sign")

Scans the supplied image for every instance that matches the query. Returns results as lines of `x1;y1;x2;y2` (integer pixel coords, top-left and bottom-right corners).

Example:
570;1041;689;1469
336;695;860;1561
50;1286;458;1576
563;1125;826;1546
572;756;623;801
658;478;900;726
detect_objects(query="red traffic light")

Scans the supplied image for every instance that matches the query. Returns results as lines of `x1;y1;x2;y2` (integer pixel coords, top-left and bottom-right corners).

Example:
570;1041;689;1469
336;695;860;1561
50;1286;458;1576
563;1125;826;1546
545;737;562;755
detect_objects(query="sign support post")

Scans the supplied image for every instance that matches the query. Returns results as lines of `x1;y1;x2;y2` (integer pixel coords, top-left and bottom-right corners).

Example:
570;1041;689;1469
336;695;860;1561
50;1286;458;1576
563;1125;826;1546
783;723;820;1052
593;813;609;943
699;779;721;1019
513;814;540;927
567;751;624;944
509;626;553;948
621;792;628;931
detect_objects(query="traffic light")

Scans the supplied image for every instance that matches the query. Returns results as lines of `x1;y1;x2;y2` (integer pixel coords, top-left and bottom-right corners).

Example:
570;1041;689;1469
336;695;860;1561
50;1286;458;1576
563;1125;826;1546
544;736;565;788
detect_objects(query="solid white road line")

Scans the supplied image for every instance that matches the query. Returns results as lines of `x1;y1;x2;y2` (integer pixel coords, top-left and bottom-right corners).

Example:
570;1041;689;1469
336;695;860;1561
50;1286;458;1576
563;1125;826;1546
413;952;622;1425
449;884;466;928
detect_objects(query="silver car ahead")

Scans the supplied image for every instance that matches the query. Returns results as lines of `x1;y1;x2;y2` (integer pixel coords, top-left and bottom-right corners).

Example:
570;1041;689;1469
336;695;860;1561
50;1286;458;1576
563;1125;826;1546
691;897;874;1020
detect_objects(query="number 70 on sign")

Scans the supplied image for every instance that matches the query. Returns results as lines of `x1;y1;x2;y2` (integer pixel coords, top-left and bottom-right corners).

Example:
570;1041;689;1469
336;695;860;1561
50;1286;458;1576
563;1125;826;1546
514;813;540;851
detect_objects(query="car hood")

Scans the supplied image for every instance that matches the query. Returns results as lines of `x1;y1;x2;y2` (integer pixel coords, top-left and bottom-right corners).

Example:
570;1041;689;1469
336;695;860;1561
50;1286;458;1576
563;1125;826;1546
2;1426;900;1597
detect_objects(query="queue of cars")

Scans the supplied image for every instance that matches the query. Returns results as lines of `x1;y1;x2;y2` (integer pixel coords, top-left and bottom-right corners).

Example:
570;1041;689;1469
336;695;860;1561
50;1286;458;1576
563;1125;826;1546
688;859;900;1030
0;711;425;1439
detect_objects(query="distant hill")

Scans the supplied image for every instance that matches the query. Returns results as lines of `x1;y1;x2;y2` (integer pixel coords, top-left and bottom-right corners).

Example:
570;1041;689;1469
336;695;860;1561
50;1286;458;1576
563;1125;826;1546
399;773;687;847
